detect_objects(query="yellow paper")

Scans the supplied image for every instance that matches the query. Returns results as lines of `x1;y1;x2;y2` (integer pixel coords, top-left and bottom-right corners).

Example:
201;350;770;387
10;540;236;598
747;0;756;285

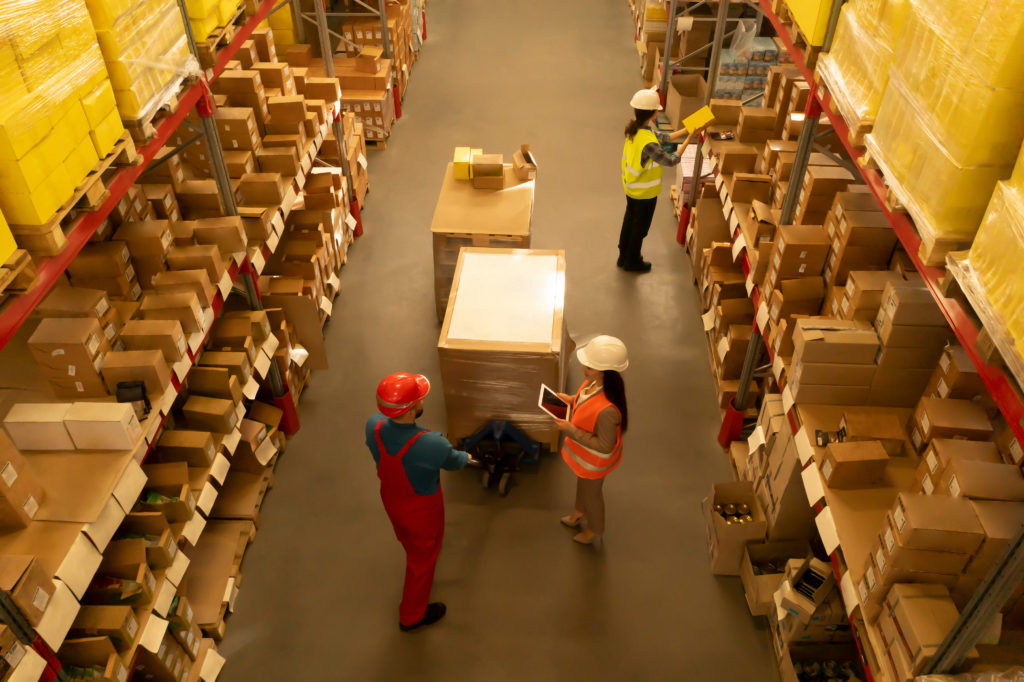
683;106;716;133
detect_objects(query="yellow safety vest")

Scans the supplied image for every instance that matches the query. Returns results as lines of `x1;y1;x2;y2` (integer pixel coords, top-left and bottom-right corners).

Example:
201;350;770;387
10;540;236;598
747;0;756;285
621;128;662;199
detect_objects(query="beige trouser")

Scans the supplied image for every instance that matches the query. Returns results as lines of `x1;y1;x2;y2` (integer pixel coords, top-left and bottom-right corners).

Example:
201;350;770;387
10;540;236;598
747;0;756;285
574;476;606;535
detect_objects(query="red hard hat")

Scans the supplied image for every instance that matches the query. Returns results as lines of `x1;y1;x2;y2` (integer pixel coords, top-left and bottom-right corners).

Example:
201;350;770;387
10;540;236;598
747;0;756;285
376;372;431;417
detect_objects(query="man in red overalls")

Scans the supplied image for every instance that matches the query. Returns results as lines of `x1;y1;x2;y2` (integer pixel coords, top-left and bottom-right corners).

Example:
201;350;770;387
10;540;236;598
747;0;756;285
365;372;471;631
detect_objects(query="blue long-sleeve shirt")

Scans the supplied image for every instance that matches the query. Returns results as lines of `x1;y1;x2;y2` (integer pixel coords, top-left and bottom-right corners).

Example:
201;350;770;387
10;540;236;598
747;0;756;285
365;413;470;495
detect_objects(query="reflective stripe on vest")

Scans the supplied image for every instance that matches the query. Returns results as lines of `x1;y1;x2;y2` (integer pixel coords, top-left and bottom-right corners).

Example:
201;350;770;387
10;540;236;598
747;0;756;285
561;381;623;479
621;128;662;199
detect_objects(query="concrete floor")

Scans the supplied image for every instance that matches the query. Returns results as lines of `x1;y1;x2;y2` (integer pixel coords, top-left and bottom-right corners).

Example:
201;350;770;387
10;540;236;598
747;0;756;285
219;1;775;679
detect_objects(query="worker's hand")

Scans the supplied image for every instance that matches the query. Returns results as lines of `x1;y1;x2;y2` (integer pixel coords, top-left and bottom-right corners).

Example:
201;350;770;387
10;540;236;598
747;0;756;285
552;418;573;434
465;455;482;468
556;392;571;403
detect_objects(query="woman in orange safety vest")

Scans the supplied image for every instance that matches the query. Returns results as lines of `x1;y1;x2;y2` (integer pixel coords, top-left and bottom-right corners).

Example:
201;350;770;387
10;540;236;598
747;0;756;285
550;335;630;545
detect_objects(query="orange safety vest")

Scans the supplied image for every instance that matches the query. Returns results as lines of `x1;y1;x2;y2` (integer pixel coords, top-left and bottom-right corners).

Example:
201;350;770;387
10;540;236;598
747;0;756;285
561;381;623;480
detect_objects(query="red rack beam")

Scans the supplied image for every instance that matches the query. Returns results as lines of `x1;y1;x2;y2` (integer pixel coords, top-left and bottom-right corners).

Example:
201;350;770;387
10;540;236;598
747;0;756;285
0;0;280;352
756;0;1024;445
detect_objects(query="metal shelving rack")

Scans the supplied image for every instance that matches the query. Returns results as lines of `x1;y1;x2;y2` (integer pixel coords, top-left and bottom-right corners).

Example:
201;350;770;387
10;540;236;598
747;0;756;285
664;0;1024;679
0;0;370;676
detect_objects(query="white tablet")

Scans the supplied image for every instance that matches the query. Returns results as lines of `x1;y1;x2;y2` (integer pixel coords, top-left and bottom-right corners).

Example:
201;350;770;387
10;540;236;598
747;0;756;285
538;384;570;420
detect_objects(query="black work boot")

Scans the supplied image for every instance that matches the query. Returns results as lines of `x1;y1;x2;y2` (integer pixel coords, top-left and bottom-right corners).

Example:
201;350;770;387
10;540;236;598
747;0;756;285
399;602;447;632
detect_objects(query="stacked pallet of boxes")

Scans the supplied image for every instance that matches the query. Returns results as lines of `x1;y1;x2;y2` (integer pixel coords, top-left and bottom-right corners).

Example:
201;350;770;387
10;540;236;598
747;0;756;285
814;0;908;137
84;0;196;136
634;0;713;88
341;0;415;100
308;48;396;146
184;0;242;44
0;0;124;252
689;54;1024;680
962;148;1024;361
862;0;1024;260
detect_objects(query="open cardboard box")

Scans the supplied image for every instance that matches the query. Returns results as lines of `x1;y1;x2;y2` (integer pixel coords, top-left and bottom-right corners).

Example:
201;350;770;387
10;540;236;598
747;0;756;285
704;480;767;576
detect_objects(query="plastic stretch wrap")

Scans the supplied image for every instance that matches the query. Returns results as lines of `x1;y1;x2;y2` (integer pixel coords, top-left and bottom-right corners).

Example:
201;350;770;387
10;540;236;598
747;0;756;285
917;670;1024;682
438;347;571;451
909;0;1024;90
85;0;199;121
185;0;239;41
0;0;122;226
869;71;1012;239
1013;145;1024;192
817;3;896;124
891;8;1024;167
968;182;1024;357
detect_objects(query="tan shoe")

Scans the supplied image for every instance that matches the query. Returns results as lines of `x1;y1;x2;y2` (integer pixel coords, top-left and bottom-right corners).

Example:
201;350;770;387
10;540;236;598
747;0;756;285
573;530;599;545
560;513;584;528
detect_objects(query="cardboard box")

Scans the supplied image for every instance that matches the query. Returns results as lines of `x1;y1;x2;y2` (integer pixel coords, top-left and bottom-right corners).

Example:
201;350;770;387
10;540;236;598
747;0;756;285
37;286;112;320
156;430;217;468
740;540;808;616
192;217;247;256
101;350;172;395
64;402;142;451
0;431;43;529
792;319;879;366
120;319;188;363
887;583;964;672
140;291;204;334
152;269;217;309
166;245;226;284
910;398;994;451
0;555;53;626
512;145;537;181
70;605;139;651
880;281;948;327
890;492;985;555
112;221;174;258
197;351;252;384
704;481;768;575
822;440;888;489
966;501;1024;577
937;459;1024;501
840;410;907;456
182;396;238;434
921;439;1001;481
665;75;708;130
777;556;835;624
4;403;75;451
140;462;196;523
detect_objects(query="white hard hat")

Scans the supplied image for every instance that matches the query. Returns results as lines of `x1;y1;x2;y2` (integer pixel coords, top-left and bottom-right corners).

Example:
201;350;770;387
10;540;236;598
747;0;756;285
630;88;663;111
576;335;629;372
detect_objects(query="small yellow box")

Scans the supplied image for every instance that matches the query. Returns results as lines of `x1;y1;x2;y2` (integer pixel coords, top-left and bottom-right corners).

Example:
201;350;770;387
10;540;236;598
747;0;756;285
90;108;124;157
0;165;73;226
784;0;835;47
453;147;473;180
185;0;218;19
0;133;64;195
0;208;18;265
81;79;118;127
269;6;294;29
64;135;100;186
0;108;51;162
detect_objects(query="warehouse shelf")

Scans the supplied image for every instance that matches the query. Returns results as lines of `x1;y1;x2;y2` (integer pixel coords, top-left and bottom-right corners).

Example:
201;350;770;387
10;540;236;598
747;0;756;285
0;0;281;354
753;0;1024;447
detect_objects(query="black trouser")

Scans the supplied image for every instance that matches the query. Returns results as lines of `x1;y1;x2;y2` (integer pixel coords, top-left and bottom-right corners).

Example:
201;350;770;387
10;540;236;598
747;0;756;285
618;195;658;265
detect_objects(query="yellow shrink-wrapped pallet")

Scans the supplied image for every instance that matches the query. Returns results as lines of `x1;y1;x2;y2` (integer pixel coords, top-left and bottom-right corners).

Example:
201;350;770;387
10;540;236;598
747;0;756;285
0;0;122;226
0;208;17;266
1012;144;1024;192
968;182;1024;357
85;0;198;123
816;0;908;127
866;0;1024;241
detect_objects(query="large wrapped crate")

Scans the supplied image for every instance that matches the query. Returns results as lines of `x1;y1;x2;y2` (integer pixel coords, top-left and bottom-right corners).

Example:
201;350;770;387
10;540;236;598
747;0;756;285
0;0;122;227
865;0;1024;243
428;163;535;321
438;248;570;451
84;0;196;126
815;0;908;130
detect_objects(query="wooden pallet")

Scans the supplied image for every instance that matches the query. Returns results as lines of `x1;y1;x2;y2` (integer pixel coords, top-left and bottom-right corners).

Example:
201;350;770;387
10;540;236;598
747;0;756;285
0;250;36;296
944;251;1024;393
815;57;873;147
365;137;388;150
8;133;142;257
123;74;194;144
196;3;246;68
786;21;821;70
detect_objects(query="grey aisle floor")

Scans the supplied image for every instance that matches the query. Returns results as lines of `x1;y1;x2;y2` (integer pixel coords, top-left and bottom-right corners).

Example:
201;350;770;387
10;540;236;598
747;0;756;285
219;1;774;680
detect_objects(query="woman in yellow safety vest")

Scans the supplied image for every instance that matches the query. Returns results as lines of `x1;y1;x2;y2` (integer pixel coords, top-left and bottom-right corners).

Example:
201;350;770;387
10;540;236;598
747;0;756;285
619;88;698;272
550;335;630;545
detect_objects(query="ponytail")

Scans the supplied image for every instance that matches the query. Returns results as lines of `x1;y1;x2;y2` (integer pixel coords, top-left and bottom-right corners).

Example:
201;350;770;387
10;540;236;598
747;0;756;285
602;370;628;432
624;108;657;140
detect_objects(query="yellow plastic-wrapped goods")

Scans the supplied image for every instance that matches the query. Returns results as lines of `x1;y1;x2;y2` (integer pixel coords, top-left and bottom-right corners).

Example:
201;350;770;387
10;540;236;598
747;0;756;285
868;72;1012;240
968;182;1024;357
817;3;897;126
891;8;1024;167
1012;144;1024;192
910;0;1024;91
0;208;16;266
0;0;123;227
85;0;198;122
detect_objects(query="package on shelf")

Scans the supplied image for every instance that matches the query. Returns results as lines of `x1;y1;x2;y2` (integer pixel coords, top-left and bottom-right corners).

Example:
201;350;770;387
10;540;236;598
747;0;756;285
712;41;778;102
84;0;199;122
816;0;908;126
0;0;123;227
185;0;240;42
259;3;296;47
967;182;1024;359
868;0;1024;241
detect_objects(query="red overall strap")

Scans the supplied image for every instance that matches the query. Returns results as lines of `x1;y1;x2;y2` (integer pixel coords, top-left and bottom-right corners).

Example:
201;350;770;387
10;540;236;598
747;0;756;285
374;420;427;461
